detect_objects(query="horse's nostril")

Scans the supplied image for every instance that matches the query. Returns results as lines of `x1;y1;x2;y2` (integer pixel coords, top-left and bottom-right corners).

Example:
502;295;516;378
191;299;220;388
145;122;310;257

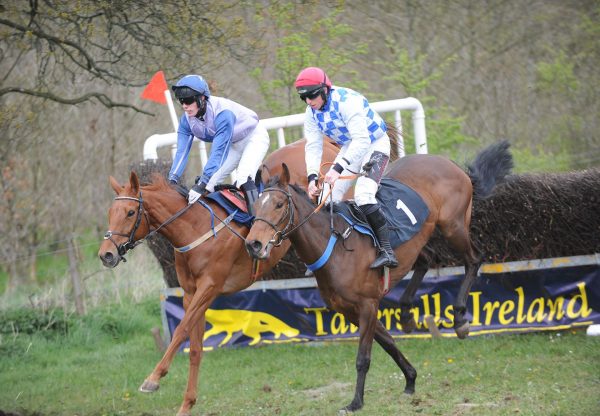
251;241;262;252
99;252;114;264
246;240;262;254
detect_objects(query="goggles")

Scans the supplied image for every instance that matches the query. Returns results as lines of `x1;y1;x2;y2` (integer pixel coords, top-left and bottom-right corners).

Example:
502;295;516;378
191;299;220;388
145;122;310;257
299;88;323;102
178;96;197;105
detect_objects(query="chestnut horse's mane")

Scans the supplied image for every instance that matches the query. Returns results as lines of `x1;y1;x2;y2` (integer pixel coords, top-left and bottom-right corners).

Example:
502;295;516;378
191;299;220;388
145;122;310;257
141;173;172;192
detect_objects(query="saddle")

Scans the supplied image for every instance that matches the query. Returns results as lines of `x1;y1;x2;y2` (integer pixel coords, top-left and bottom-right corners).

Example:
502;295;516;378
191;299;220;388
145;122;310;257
213;184;248;213
331;178;430;249
175;183;253;227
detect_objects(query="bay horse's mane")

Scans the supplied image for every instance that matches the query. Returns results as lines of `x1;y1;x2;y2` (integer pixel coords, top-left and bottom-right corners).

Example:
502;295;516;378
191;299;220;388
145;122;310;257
265;175;312;201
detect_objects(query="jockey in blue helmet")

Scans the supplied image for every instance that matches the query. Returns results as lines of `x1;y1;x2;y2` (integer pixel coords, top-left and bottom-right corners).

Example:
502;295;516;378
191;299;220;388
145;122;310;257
168;74;270;216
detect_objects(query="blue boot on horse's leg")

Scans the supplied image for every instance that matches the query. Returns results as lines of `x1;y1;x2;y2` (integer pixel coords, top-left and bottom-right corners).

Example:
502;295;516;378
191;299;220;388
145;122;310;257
240;177;259;217
361;204;399;269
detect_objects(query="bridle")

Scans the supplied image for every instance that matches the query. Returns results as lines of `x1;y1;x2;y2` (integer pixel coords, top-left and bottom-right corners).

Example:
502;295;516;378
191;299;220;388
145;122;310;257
253;185;323;247
103;194;148;261
103;192;192;261
252;188;294;247
253;163;358;248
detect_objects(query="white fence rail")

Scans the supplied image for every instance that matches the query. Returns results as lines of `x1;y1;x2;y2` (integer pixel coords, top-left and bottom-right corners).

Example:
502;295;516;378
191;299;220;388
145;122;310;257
142;97;428;165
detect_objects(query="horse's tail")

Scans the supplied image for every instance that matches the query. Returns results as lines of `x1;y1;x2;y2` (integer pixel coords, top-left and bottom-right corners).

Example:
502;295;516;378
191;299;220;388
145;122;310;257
467;140;513;199
386;122;402;162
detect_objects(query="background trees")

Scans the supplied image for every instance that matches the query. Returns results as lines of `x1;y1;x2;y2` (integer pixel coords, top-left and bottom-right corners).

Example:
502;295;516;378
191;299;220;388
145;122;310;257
1;0;598;292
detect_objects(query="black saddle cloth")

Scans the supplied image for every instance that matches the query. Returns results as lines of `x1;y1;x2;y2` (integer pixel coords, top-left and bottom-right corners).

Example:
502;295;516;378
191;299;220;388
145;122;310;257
333;178;430;248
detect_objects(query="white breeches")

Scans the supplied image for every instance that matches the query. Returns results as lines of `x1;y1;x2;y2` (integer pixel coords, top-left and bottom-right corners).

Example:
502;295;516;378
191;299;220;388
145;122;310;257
325;134;391;206
206;124;270;191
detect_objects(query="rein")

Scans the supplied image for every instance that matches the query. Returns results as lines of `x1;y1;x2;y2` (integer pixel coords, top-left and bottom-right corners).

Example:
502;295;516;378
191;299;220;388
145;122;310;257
255;167;358;246
103;192;245;261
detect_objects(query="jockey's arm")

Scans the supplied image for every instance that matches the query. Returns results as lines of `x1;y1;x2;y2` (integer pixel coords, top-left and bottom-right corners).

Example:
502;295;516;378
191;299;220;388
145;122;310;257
304;111;324;182
169;116;194;183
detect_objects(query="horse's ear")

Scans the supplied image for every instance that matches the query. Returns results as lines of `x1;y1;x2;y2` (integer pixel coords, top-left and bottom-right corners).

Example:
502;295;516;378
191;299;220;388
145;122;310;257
109;176;123;194
129;171;140;194
280;163;291;186
255;167;263;187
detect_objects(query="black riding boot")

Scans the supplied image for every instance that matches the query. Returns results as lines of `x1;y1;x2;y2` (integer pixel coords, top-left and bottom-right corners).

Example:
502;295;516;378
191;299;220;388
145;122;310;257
240;178;259;217
362;204;399;269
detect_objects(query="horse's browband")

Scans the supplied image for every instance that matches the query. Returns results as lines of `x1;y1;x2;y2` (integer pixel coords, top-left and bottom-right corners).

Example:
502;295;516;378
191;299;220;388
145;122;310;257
114;196;141;202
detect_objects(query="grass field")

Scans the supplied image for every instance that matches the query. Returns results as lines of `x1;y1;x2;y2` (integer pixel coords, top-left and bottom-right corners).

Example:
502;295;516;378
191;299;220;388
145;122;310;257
1;296;599;416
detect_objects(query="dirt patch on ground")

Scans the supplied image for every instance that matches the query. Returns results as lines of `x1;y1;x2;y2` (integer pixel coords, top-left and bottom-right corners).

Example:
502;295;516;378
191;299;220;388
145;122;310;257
302;381;352;400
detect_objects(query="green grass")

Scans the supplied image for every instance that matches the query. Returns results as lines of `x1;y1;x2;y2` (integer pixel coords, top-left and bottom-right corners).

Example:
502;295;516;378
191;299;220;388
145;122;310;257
1;296;599;416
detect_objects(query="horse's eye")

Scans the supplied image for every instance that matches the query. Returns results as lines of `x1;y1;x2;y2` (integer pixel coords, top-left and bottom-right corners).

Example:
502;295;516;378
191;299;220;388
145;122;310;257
127;210;135;217
276;202;284;209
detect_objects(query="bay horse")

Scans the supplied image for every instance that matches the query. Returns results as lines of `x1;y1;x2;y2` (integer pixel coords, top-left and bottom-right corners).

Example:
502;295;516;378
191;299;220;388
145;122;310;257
244;141;513;412
97;139;340;416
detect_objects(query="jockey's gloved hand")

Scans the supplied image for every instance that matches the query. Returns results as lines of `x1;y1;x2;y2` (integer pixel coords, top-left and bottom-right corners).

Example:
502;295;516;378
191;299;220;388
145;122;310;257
362;160;374;173
307;174;320;198
188;182;207;204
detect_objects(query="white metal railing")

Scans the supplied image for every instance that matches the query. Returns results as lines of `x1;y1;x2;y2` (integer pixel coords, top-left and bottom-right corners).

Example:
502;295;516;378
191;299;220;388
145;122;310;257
142;97;428;165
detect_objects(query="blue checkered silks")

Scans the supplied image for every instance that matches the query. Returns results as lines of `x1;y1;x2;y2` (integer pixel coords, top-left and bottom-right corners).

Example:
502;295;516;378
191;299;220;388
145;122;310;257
310;87;387;145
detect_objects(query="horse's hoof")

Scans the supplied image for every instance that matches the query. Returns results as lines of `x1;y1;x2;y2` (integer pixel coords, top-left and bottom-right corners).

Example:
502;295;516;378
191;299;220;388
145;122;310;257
401;317;417;333
139;379;160;393
404;385;415;395
341;400;362;413
455;322;470;339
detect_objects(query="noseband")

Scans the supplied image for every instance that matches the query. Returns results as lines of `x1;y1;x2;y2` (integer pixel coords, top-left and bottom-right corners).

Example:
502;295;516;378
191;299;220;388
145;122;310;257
252;188;295;247
103;194;148;261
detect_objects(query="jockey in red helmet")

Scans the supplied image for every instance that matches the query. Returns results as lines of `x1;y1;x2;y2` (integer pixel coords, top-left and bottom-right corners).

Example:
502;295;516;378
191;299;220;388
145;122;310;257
294;67;332;110
295;67;398;269
168;74;269;216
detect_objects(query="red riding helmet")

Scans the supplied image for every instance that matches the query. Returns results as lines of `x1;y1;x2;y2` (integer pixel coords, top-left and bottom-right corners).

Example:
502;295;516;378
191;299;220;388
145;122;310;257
294;67;332;94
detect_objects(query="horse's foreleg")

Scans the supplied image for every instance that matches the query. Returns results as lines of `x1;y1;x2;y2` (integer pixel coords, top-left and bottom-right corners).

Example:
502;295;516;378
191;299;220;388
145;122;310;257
399;255;429;333
373;320;416;394
177;313;206;416
343;303;377;413
140;281;217;397
139;291;194;393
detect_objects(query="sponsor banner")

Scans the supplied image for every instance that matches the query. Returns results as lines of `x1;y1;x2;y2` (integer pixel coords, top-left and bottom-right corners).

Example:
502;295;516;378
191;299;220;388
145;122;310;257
160;261;600;351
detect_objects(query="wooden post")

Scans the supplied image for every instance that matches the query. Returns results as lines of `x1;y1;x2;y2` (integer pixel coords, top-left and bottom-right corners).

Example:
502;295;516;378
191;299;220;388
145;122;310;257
425;315;442;339
67;234;86;315
151;327;166;352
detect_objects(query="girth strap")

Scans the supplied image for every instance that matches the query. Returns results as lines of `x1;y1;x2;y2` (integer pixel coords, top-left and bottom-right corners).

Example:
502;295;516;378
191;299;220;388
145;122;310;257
306;234;339;272
174;211;237;253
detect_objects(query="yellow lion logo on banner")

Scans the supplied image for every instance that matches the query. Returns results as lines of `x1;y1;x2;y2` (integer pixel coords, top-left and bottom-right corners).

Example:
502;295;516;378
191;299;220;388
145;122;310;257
204;309;300;346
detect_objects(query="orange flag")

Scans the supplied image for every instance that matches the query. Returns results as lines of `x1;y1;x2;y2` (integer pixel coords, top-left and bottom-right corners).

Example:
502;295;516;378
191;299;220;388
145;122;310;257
141;71;169;105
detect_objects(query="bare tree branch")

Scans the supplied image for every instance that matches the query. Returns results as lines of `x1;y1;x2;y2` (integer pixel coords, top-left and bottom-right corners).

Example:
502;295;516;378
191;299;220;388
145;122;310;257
0;87;153;114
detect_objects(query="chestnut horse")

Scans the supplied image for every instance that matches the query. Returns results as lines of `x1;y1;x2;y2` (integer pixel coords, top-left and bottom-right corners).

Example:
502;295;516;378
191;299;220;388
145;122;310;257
97;139;339;416
245;142;513;412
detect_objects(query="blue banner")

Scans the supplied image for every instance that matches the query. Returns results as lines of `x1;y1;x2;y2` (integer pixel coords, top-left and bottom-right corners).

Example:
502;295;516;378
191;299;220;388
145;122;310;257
160;259;600;352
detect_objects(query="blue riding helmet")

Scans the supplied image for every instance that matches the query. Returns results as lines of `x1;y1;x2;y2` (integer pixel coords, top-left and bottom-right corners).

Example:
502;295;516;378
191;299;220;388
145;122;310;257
172;74;211;99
